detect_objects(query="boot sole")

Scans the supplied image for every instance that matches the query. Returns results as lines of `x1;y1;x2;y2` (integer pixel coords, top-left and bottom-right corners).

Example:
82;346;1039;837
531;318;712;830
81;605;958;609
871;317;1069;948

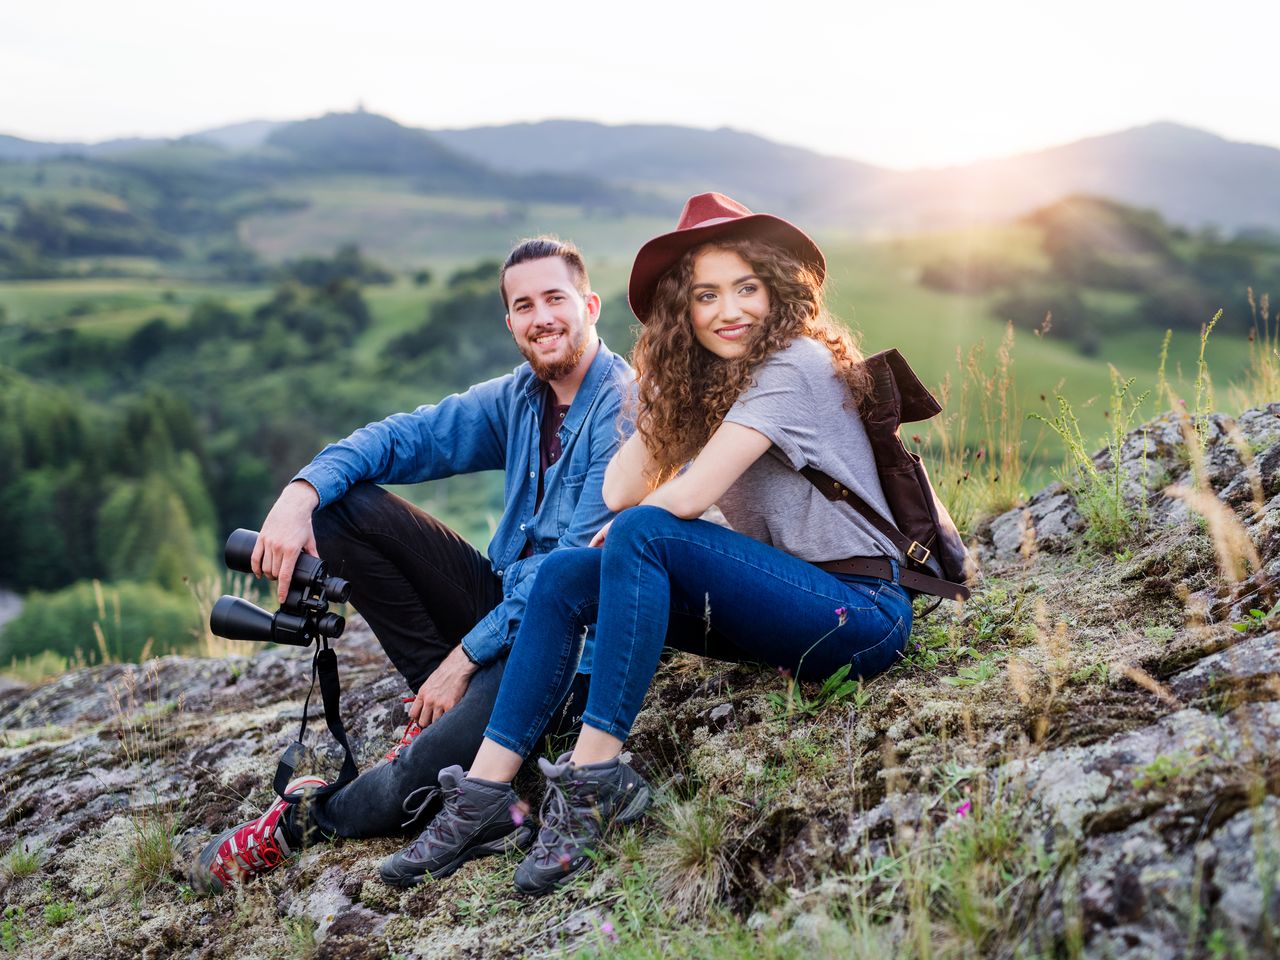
379;825;533;887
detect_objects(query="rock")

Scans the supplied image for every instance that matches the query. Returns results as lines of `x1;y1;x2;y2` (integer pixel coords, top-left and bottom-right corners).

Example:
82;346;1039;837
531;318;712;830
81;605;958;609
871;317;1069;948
989;491;1083;559
1168;630;1280;703
4;403;1280;959
708;703;735;728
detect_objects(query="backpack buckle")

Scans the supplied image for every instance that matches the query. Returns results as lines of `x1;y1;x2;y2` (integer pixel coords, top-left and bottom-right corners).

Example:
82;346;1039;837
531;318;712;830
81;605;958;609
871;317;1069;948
906;541;931;565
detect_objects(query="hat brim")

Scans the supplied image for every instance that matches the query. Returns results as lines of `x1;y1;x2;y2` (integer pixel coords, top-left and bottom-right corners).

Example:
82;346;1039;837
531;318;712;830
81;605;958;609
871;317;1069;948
627;213;826;323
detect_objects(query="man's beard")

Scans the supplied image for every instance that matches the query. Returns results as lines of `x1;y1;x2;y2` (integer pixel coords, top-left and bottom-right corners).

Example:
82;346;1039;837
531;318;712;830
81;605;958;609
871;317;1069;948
521;326;589;382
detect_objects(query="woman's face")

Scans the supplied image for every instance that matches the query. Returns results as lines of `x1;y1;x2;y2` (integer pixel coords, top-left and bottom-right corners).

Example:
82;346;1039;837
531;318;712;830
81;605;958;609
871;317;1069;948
688;247;770;360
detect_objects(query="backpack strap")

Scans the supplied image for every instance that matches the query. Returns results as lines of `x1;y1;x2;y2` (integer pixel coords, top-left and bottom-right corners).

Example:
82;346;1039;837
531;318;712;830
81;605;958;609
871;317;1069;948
801;465;971;602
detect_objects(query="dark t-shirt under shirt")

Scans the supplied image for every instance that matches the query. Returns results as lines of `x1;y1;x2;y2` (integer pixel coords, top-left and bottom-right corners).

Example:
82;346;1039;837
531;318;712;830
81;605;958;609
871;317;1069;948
523;385;570;557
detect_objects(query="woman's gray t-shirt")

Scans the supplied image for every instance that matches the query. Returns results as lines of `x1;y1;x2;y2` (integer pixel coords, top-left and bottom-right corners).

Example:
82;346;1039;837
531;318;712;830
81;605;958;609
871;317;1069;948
718;337;898;562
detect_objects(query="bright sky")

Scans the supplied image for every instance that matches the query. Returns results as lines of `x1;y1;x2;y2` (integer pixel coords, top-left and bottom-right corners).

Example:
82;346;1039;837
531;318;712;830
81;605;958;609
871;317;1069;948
3;0;1276;170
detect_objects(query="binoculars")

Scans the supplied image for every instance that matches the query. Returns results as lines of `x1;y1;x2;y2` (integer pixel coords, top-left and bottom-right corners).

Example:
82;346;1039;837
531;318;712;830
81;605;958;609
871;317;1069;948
209;529;351;647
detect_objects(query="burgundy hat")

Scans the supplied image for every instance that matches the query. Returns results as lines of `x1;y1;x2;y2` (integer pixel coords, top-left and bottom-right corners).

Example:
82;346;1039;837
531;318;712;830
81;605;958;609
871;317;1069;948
627;192;826;323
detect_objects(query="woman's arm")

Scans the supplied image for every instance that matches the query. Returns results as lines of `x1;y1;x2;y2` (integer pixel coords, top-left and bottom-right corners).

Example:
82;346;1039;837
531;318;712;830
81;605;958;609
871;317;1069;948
639;422;772;518
602;431;660;512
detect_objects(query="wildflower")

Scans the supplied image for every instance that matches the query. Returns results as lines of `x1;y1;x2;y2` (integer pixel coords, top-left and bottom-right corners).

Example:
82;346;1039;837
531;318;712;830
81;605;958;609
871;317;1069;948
601;921;619;943
559;852;572;872
834;606;848;626
911;434;923;445
955;800;971;818
777;666;792;680
509;800;530;827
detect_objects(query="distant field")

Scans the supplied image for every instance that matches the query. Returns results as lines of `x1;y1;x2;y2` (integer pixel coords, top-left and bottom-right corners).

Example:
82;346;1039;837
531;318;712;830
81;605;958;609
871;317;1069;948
2;221;1263;497
827;231;1254;455
239;176;672;268
0;277;267;335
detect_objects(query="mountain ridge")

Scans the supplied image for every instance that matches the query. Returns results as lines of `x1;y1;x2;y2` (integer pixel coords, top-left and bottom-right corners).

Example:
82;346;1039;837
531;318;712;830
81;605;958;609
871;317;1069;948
3;114;1279;231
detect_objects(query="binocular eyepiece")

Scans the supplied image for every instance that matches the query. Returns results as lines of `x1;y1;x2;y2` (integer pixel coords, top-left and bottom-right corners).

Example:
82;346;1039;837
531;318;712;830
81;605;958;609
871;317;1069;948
209;529;349;648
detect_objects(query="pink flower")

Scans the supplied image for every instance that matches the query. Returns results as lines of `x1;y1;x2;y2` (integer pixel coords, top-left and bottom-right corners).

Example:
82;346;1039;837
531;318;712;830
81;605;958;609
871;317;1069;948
601;921;618;943
509;800;530;827
835;606;848;626
955;800;972;818
777;666;792;680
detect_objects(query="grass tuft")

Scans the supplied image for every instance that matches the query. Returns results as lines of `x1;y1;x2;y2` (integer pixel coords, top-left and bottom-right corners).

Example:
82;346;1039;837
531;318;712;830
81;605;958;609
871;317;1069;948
1032;364;1150;553
921;323;1032;536
108;663;186;893
1;840;43;880
646;793;734;919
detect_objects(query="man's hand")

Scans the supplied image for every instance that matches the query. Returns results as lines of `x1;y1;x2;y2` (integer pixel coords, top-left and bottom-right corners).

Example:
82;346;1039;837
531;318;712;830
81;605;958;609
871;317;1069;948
252;480;321;604
409;645;478;726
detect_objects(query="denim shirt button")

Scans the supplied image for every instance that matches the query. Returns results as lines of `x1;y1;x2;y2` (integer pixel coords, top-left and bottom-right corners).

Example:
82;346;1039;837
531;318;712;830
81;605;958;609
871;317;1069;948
519;523;526;530
529;470;536;478
496;569;504;577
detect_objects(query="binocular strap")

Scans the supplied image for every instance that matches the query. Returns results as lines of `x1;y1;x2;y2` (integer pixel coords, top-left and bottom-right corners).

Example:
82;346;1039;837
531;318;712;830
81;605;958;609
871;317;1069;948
273;645;360;802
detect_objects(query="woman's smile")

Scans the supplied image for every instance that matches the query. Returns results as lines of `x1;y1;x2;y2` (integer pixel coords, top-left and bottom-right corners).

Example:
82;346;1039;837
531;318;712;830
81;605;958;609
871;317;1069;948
713;322;751;341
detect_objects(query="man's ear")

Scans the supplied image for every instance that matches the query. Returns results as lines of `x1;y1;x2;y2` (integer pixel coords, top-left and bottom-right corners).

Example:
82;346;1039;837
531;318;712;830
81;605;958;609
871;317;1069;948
504;314;514;334
585;292;602;326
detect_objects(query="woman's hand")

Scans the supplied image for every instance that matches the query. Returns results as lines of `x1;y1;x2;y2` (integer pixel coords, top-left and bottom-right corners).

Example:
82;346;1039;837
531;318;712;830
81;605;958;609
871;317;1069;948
589;519;613;548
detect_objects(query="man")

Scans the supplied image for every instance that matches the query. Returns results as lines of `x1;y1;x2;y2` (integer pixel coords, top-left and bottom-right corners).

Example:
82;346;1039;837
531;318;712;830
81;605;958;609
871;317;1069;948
190;237;632;893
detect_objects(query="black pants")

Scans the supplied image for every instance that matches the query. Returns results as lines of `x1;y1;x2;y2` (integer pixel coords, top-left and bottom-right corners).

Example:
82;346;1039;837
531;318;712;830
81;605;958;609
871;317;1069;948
289;483;586;841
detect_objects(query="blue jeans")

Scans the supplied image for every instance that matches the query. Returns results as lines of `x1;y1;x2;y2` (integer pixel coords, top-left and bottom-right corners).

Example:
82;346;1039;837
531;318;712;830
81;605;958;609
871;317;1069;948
484;505;913;756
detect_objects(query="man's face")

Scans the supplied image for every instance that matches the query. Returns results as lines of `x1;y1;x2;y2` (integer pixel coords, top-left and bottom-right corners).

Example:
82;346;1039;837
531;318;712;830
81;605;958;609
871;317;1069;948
504;257;600;382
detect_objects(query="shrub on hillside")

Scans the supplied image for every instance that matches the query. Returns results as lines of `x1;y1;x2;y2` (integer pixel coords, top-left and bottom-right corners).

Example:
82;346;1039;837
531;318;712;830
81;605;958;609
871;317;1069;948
992;284;1097;354
920;256;1026;295
0;580;200;665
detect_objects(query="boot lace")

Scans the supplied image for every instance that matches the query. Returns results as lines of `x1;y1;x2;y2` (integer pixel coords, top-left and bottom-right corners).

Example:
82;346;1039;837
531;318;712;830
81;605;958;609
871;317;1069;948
530;776;600;869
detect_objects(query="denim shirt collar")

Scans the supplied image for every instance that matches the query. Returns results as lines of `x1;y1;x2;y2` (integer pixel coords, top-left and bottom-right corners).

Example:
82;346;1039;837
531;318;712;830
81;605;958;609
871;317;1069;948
520;339;620;429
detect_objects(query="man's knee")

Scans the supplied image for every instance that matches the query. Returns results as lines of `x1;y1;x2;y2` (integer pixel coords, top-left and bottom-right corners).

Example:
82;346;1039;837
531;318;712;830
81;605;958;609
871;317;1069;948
312;482;386;545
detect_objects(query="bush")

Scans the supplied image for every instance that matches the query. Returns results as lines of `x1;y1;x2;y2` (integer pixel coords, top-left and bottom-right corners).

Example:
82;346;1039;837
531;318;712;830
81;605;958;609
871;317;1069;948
991;284;1096;353
919;256;1025;295
0;580;200;665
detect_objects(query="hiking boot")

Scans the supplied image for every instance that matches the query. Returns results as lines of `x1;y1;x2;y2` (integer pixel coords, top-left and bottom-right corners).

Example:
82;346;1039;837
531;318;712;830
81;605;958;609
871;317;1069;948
378;765;533;887
513;753;650;896
190;776;327;894
385;696;422;762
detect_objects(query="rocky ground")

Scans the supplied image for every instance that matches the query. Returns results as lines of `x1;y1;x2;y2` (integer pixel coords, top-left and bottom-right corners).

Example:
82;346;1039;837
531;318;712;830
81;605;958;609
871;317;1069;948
1;403;1278;960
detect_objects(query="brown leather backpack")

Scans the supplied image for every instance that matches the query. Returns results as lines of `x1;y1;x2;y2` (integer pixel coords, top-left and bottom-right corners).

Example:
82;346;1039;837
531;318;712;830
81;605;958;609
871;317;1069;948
802;349;972;603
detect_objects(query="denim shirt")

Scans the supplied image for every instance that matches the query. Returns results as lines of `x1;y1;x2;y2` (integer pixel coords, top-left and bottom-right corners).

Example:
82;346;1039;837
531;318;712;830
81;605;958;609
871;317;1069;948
295;341;633;668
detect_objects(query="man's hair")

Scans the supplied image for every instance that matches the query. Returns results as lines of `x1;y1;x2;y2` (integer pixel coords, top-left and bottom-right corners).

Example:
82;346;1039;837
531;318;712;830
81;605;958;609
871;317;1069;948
499;236;590;307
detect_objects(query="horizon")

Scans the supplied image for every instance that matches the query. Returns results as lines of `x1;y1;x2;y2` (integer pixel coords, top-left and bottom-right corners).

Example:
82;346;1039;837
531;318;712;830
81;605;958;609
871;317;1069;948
0;111;1269;175
3;0;1277;170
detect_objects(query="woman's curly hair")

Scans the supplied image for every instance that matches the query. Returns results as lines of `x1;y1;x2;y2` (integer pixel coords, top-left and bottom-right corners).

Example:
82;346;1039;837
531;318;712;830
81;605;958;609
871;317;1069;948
631;235;871;484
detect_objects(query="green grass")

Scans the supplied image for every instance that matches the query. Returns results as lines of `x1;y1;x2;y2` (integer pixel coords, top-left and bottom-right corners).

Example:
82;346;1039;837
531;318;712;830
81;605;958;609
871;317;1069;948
0;277;268;334
238;175;672;268
1;841;43;880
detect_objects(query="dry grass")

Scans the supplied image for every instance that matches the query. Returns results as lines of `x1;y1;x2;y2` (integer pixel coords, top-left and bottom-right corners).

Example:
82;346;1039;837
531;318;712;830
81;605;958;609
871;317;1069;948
186;570;270;658
921;323;1032;537
108;664;186;893
645;794;735;919
1230;289;1280;412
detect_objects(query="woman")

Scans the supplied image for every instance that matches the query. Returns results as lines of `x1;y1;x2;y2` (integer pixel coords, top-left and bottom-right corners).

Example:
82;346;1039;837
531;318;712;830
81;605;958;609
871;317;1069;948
378;192;913;894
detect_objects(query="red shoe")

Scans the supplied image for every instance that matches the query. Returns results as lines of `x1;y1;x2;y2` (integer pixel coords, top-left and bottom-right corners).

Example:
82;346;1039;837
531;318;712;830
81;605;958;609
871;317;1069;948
385;696;424;762
190;776;327;894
